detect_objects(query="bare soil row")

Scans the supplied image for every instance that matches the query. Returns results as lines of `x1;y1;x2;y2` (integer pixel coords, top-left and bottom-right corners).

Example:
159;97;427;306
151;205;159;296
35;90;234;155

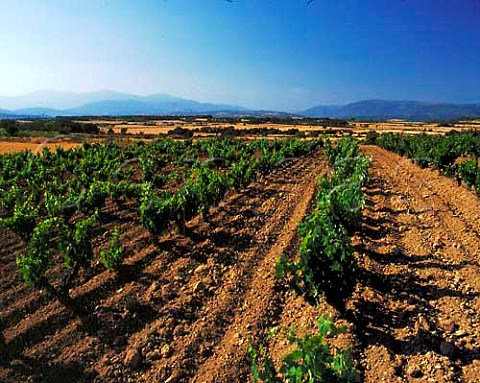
351;146;480;382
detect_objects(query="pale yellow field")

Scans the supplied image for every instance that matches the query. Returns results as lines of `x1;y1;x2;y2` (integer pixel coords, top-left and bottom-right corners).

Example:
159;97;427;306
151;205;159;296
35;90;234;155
92;119;478;136
1;119;479;155
0;140;82;155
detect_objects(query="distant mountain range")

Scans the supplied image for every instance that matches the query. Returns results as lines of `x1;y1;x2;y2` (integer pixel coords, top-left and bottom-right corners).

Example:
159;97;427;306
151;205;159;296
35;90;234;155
300;100;480;121
0;91;248;118
0;108;14;118
1;92;480;121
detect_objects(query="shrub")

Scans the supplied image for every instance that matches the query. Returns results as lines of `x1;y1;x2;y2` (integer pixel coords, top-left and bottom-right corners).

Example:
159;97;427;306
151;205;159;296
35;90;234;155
100;228;125;271
249;315;359;383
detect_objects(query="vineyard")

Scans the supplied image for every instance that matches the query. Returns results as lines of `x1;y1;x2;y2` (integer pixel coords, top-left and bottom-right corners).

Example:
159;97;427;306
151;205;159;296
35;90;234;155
1;133;480;382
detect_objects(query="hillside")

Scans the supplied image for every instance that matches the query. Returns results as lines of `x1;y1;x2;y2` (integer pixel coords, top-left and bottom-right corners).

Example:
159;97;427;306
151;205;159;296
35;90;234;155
301;100;480;121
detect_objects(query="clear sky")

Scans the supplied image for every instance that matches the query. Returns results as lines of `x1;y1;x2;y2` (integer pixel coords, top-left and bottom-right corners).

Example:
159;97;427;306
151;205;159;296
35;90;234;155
0;0;479;111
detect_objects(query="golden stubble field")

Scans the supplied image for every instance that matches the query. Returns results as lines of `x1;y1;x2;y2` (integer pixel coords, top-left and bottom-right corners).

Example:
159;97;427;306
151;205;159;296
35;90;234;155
92;119;476;135
0;138;82;155
0;118;479;155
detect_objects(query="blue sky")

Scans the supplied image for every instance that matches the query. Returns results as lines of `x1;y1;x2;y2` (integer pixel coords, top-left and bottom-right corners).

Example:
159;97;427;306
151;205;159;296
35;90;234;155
0;0;479;110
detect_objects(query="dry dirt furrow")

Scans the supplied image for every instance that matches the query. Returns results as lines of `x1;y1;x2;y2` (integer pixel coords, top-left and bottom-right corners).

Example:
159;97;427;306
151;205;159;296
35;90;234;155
0;150;326;383
354;146;480;383
131;154;326;383
192;160;322;383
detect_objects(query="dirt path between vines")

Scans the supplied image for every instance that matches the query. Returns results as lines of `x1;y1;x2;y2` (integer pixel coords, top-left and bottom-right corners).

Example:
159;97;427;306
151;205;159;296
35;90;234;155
352;146;480;382
0;151;326;383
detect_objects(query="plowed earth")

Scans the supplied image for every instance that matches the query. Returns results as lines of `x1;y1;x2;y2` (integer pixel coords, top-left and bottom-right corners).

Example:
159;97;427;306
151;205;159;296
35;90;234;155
2;145;480;383
352;146;480;383
0;150;328;383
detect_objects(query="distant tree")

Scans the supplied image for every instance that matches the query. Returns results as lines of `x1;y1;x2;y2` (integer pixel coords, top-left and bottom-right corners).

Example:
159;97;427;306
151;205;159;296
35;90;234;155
49;119;100;134
0;120;19;136
25;119;99;135
167;126;193;138
364;130;378;145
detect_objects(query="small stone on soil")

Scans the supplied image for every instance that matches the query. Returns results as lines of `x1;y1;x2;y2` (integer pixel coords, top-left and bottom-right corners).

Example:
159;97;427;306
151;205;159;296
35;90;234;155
125;295;141;312
161;344;172;358
454;329;466;337
407;363;423;378
145;282;160;302
438;320;455;333
193;281;206;293
124;348;143;370
10;359;32;371
439;341;455;357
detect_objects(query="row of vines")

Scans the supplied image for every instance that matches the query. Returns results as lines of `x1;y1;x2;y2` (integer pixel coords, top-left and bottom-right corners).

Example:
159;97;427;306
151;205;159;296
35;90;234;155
0;137;320;313
251;137;370;382
376;131;480;194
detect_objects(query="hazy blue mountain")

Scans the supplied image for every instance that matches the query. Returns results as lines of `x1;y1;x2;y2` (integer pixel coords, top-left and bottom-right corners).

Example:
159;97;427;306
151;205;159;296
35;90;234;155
216;110;298;118
0;90;142;110
0;91;247;116
0;108;13;116
0;109;28;119
67;100;156;116
14;107;67;117
300;100;480;121
66;98;246;116
143;93;191;103
0;109;31;119
300;105;342;117
141;93;248;114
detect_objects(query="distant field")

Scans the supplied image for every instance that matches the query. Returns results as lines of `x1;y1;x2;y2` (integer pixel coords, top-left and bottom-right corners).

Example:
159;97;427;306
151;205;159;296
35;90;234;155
93;118;480;136
0;118;479;155
0;139;82;154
